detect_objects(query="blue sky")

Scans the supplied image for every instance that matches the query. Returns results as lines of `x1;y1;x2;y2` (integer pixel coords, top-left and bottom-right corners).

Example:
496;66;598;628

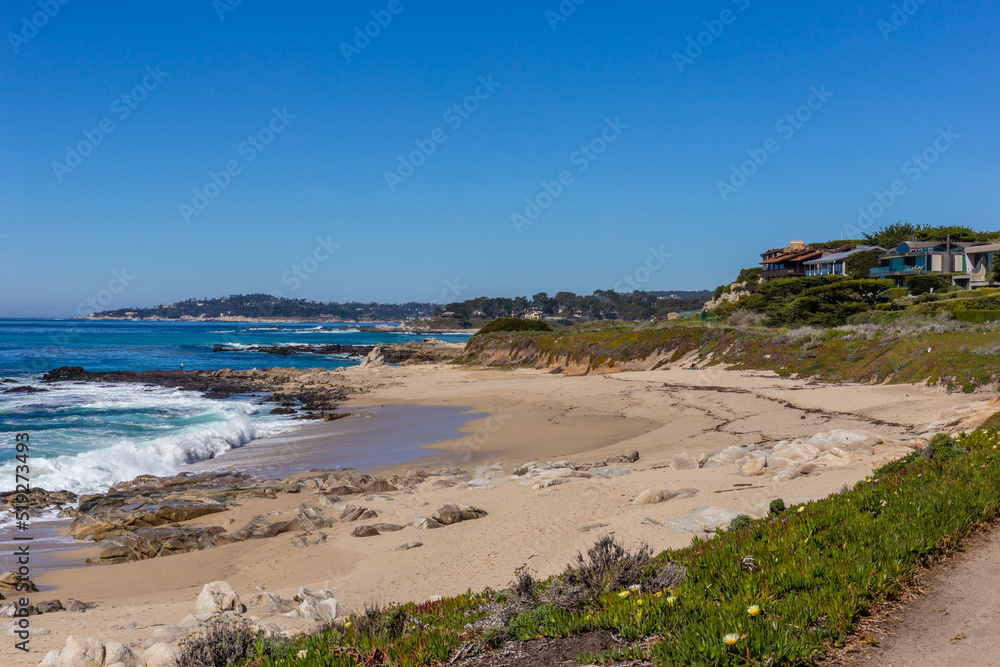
1;0;998;317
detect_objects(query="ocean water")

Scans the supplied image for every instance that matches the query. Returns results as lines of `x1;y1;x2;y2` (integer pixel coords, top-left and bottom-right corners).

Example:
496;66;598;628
0;319;471;496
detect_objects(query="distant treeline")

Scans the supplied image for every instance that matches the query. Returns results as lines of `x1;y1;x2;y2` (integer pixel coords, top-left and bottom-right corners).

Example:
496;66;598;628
91;290;713;322
437;290;713;322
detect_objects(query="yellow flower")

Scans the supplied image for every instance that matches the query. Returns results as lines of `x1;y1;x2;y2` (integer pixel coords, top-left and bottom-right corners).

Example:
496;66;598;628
747;604;761;616
797;506;805;513
880;499;887;507
666;596;677;605
618;590;631;598
723;633;740;645
654;591;663;598
345;620;352;628
637;599;644;606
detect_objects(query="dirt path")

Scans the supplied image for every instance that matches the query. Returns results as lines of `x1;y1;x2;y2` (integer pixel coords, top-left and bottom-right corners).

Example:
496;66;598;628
826;527;1000;666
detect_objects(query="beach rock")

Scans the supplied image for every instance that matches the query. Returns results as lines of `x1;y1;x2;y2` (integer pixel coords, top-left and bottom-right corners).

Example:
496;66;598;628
38;650;62;666
771;443;821;464
246;592;293;616
317;495;341;508
195;581;242;615
392;542;423;551
433;504;487;526
339;505;377;522
371;523;404;532
177;614;201;629
772;469;801;482
98;525;233;563
765;456;797;470
59;635;105;667
578;523;609;533
351;525;381;537
142;642;182;667
741;458;766;476
605;451;639;464
35;599;64;614
720;446;748;462
589;465;630;479
290;532;327;548
633;488;700;505
0;571;37;591
533;478;573;489
412;517;441;530
105;641;143;667
664;507;743;534
65;599;94;613
670;452;699;471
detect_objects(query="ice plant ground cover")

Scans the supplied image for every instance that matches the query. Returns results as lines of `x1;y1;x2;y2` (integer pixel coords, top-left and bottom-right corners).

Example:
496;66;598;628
195;427;1000;666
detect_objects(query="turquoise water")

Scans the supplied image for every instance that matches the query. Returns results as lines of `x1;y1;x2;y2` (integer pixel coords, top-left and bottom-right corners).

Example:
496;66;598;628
0;319;471;496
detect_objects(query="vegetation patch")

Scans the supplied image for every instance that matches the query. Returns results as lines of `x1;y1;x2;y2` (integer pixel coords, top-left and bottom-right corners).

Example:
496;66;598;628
474;318;553;336
214;426;1000;666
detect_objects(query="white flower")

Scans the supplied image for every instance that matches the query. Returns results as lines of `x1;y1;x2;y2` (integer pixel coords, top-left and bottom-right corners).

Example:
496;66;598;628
297;649;308;658
747;604;761;616
723;633;740;645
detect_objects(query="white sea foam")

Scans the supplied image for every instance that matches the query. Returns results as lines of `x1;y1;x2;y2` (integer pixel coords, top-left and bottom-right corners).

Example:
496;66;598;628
0;382;294;495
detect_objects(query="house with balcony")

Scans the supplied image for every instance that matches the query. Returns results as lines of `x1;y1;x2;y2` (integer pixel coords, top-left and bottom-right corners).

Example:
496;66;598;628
760;241;854;281
803;245;884;277
868;239;971;285
958;242;1000;288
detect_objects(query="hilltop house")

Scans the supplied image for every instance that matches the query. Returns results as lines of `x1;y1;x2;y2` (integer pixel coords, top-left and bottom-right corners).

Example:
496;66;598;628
803;245;884;277
760;241;851;281
960;242;1000;289
868;239;971;285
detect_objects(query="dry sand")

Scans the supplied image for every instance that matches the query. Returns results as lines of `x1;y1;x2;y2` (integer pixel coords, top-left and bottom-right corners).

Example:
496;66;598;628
6;364;997;666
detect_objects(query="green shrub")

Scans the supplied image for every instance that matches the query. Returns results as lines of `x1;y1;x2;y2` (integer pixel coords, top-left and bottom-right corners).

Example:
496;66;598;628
768;498;786;515
474;318;552;336
480;626;507;648
980;411;1000;430
507;603;562;639
888;287;909;300
907;274;953;295
177;618;278;667
737;267;763;284
927;433;967;460
729;514;752;531
953;310;1000;323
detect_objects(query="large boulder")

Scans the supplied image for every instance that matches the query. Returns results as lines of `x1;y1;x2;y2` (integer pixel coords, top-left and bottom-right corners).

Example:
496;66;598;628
59;635;105;667
432;504;487;526
0;571;37;591
351;525;380;538
633;488;699;505
670;452;699;471
142;642;182;667
104;641;143;667
195;581;242;615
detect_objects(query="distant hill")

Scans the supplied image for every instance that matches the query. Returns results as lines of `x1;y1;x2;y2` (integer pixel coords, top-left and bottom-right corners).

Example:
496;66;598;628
88;294;434;322
88;289;715;322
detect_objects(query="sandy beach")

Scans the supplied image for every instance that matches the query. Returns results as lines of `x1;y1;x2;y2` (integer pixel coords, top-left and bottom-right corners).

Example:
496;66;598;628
7;363;998;666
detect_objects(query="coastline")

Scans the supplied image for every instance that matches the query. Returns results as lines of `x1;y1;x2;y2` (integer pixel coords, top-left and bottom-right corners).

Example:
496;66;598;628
7;363;998;666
